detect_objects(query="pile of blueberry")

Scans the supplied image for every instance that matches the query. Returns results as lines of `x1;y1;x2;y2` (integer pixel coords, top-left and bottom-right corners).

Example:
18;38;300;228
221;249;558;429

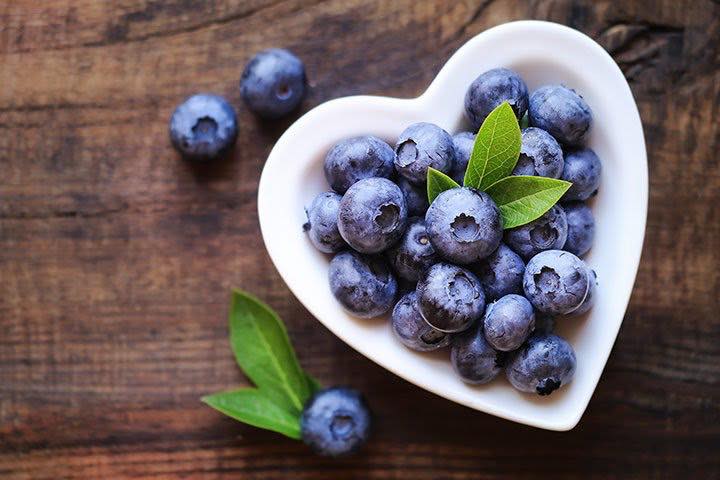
305;68;601;396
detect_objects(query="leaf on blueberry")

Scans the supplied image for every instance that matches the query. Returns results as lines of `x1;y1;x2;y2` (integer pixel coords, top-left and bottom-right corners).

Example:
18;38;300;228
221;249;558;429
427;167;460;203
485;176;572;229
202;388;302;439
463;101;522;191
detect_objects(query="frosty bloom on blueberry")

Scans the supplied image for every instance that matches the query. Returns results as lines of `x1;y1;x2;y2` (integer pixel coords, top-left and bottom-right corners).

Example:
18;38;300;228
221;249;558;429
169;93;238;161
451;323;504;384
506;332;577;396
304;192;346;253
483;294;535;352
395;122;455;185
240;48;306;119
513;127;564;178
523;249;593;315
471;243;525;301
301;387;371;457
324;136;396;194
387;218;439;282
561;148;602;201
417;263;485;333
337;177;408;254
464;67;529;130
563;201;595;256
328;250;397;318
425;188;503;264
528;84;592;146
392;291;450;352
505;205;568;261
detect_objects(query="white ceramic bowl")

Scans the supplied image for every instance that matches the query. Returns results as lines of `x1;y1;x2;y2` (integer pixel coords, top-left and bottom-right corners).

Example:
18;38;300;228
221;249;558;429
258;20;647;431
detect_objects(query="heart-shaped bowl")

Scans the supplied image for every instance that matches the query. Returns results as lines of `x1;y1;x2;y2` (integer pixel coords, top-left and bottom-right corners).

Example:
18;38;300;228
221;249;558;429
258;20;647;431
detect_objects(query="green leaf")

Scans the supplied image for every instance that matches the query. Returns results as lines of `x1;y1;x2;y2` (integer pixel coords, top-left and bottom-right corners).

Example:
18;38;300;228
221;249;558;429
519;112;529;129
305;373;322;395
486;176;572;229
463;102;522;191
427;167;460;203
202;389;301;440
228;290;311;415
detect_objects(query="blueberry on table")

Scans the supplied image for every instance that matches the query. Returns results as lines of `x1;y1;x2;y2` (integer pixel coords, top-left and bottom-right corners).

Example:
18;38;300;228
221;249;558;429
304;192;346;254
394;122;455;185
471;243;525;301
337;177;408;254
329;250;397;318
397;176;430;217
391;291;451;351
417;263;485;333
504;205;568;261
523;250;594;315
425;188;503;264
528;85;592;146
450;131;475;184
561;148;602;201
506;332;576;395
451;324;504;384
482;294;535;352
512;127;564;178
240;48;306;119
562;201;595;256
301;387;371;457
464;68;529;130
324;136;396;194
169;93;238;161
387;218;439;282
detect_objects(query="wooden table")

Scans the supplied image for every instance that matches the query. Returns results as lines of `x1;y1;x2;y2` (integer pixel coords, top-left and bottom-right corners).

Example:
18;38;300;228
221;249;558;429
1;1;718;478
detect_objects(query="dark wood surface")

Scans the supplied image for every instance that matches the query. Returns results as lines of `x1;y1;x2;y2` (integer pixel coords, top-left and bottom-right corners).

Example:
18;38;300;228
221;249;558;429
1;1;719;478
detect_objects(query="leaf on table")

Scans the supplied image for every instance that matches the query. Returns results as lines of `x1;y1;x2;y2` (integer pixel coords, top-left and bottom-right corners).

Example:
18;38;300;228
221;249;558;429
485;176;572;229
228;290;311;415
464;102;522;191
202;388;301;440
427;167;460;203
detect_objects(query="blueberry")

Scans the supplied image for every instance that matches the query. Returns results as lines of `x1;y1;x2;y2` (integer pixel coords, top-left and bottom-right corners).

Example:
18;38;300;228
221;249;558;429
505;205;568;261
523;250;593;315
425;188;503;264
304;192;346;253
512;127;564;178
528;85;592;146
417;263;485;333
506;332;576;395
301;387;371;457
561;148;602;201
337;178;408;254
464;68;529;130
562;201;595;256
482;294;535;352
395;122;455;185
397;176;430;216
391;291;451;351
240;48;306;119
329;251;397;318
471;243;525;301
451;324;504;384
324;136;396;194
569;268;597;317
387;218;439;282
450;131;475;184
169;93;238;161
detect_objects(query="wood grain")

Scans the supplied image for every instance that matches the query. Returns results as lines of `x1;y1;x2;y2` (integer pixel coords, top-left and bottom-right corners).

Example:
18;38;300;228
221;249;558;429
1;0;719;478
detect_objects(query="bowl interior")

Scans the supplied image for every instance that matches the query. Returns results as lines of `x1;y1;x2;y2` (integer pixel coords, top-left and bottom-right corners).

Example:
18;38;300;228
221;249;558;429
258;21;647;430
